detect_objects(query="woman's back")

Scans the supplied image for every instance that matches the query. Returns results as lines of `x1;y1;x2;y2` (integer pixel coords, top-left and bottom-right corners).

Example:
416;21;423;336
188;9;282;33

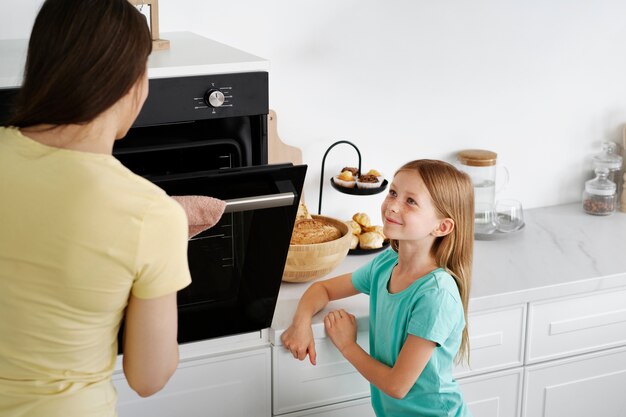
0;127;190;416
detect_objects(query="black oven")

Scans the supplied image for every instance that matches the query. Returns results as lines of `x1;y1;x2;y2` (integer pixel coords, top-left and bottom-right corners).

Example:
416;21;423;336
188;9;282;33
0;71;306;344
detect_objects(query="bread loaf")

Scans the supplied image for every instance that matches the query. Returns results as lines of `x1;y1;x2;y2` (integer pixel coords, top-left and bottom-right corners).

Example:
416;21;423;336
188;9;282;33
291;219;342;245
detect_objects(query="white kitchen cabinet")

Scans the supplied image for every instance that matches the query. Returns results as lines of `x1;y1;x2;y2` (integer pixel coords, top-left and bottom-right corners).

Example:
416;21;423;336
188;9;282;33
277;397;375;417
526;287;626;364
523;345;626;417
113;346;271;417
272;330;370;415
454;305;526;378
458;367;523;417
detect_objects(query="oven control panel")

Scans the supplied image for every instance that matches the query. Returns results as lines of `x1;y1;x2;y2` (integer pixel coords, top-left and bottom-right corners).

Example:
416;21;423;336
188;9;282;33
133;72;268;127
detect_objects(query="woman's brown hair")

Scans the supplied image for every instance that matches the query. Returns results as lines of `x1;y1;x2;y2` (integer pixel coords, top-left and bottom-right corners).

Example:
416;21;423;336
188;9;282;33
8;0;152;127
391;159;474;365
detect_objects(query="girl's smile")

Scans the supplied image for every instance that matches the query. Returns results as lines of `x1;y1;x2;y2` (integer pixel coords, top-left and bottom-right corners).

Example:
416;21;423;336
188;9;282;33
381;170;443;242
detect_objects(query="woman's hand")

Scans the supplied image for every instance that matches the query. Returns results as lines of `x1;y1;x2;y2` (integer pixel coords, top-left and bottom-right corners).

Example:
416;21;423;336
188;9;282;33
281;322;317;365
324;309;357;355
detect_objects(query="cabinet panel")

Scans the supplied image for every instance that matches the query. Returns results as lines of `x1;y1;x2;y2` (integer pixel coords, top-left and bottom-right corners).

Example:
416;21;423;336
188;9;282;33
526;287;626;363
458;367;523;417
277;397;375;417
523;345;626;417
272;330;369;415
454;305;526;378
113;347;271;417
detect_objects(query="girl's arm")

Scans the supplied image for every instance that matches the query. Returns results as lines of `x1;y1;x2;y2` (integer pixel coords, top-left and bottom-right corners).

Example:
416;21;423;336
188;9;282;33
325;310;435;399
122;293;180;397
280;273;360;365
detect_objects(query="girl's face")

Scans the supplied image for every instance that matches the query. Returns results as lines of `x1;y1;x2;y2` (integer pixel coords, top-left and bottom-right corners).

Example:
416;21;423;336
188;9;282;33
381;170;443;243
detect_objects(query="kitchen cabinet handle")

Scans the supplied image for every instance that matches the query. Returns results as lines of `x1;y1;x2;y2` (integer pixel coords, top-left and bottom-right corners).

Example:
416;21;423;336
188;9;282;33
223;192;295;213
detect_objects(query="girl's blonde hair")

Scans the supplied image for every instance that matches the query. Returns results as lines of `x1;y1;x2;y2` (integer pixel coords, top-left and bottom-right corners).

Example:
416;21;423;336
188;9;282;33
391;159;474;365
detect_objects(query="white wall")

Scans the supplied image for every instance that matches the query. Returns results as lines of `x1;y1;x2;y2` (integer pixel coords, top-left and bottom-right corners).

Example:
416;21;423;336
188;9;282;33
3;0;626;222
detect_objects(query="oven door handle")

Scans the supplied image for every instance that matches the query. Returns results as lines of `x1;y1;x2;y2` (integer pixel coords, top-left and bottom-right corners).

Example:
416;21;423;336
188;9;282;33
223;192;295;213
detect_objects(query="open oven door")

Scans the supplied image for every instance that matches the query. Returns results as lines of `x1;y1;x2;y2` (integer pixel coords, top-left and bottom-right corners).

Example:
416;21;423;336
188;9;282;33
150;163;306;343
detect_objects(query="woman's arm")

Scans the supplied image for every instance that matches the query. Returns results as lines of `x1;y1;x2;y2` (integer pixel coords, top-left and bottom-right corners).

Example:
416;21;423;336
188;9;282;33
280;273;359;365
122;293;180;397
325;310;435;399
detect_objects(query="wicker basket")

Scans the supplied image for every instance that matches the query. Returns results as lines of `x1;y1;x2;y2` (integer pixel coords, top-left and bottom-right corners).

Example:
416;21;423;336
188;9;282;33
282;215;352;283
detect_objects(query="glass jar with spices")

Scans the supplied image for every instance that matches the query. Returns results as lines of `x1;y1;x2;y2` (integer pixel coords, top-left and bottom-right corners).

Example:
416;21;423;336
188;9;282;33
592;141;623;208
582;167;616;216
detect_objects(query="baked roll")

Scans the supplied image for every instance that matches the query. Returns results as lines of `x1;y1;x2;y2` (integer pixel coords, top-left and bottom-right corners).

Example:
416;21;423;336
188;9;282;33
350;234;359;250
347;220;362;236
363;225;386;240
359;232;384;249
352;212;371;228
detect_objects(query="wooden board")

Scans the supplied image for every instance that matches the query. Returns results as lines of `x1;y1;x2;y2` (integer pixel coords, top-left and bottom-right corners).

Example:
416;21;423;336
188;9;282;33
268;110;302;165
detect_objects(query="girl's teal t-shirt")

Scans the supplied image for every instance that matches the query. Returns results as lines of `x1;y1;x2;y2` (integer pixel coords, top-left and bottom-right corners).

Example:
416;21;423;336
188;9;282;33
352;249;472;417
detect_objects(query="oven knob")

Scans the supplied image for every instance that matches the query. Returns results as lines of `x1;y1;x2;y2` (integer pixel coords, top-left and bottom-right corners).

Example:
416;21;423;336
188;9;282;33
204;90;225;108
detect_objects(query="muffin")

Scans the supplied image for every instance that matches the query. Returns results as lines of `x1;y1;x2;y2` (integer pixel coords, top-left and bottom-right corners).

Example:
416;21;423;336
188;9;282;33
356;174;381;189
365;169;383;182
341;167;359;177
334;170;356;188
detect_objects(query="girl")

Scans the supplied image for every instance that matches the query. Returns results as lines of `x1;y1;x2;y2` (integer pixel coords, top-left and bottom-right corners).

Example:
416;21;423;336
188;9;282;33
281;159;474;417
0;1;200;415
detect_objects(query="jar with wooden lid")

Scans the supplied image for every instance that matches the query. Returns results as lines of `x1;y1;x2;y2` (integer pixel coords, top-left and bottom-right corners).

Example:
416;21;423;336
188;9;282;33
583;167;616;216
457;149;508;211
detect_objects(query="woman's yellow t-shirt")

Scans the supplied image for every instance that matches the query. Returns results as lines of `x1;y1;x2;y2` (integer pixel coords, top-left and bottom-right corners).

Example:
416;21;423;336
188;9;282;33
0;127;192;417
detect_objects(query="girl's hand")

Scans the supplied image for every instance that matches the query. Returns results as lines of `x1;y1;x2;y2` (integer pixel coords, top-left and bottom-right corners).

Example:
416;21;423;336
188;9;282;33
324;309;357;354
281;322;317;365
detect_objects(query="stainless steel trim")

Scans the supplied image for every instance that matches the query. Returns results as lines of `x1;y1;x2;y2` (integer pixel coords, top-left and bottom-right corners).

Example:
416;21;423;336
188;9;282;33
223;192;295;213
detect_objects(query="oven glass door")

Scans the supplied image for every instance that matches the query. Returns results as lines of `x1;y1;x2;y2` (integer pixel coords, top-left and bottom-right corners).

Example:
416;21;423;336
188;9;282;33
151;163;306;343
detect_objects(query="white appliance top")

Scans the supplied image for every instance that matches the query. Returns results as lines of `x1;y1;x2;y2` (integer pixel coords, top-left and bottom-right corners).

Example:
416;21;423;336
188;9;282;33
0;31;269;88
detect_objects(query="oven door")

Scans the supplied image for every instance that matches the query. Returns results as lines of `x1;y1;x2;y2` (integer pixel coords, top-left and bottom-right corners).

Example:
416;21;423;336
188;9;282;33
151;163;306;343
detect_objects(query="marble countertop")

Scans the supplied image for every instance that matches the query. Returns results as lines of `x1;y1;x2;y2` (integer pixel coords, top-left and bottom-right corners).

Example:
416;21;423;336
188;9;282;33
0;32;268;88
270;203;626;345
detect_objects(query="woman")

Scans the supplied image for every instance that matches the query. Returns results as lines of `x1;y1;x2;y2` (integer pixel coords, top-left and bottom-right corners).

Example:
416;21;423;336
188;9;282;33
0;0;192;416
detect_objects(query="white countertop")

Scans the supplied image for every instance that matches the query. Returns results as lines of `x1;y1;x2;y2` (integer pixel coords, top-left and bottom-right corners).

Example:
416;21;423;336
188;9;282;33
270;203;626;345
0;32;268;88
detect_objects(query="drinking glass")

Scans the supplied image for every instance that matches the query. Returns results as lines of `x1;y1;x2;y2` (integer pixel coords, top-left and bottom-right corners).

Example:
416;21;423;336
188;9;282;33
495;199;524;232
474;202;497;235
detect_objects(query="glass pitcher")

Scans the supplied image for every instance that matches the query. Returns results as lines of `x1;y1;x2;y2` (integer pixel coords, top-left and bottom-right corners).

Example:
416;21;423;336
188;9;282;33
457;149;509;233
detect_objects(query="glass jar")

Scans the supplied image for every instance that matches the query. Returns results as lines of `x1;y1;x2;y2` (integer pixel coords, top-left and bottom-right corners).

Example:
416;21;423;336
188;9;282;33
592;141;623;208
457;149;509;232
582;167;616;216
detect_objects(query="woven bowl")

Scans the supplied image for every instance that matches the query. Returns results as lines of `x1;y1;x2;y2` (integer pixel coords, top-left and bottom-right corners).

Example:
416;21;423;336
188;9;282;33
282;215;352;283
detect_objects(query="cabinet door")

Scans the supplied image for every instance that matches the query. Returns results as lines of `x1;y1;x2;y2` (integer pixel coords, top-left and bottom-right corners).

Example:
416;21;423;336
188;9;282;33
277;397;375;417
458;367;523;417
113;347;271;417
272;330;370;415
523;345;626;417
454;305;526;378
526;287;626;364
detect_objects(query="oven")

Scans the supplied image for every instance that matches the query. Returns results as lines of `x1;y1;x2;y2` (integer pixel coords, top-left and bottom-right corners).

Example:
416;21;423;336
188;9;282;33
0;70;306;345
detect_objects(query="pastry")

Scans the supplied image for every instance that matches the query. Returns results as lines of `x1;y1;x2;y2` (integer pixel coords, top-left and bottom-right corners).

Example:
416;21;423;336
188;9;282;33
291;219;342;245
356;174;381;189
359;232;384;249
349;234;359;250
341;167;359;177
366;169;381;177
347;220;362;235
334;170;356;188
363;225;386;240
352;212;371;228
